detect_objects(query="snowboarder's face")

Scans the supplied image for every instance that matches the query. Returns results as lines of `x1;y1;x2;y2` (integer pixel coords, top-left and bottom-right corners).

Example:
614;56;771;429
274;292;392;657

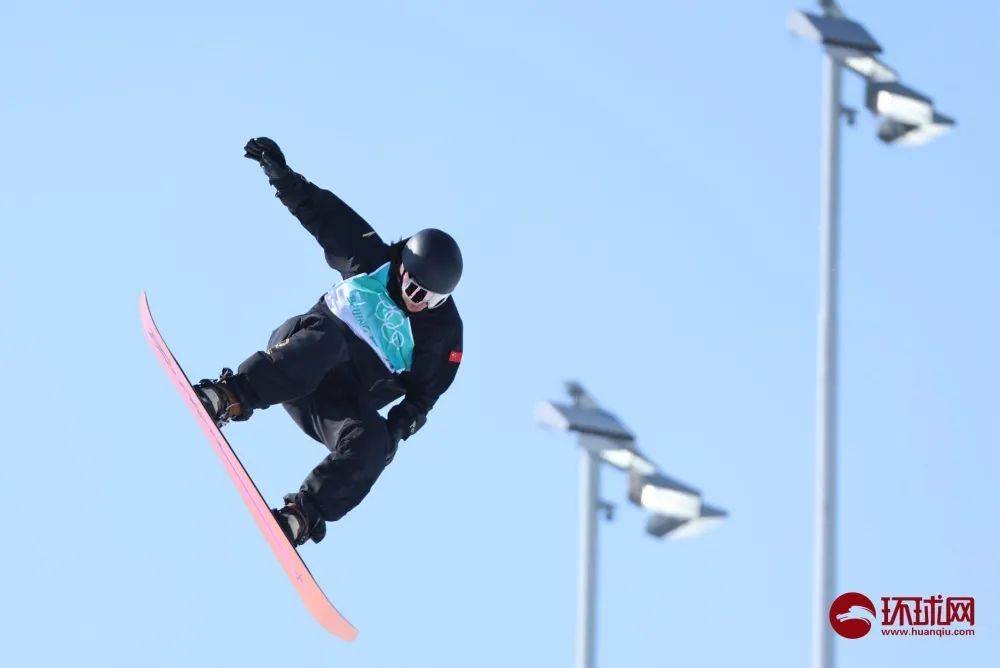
398;264;451;312
399;266;430;313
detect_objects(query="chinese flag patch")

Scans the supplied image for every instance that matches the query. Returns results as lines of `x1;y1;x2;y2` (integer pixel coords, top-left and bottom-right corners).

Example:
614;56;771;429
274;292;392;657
448;350;463;364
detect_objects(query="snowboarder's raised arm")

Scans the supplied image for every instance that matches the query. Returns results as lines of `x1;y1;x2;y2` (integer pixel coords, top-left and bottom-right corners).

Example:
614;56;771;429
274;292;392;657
244;137;389;278
272;172;389;279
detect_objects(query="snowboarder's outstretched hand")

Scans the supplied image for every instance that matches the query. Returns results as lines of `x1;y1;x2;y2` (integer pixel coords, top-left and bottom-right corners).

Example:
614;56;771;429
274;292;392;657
244;137;289;181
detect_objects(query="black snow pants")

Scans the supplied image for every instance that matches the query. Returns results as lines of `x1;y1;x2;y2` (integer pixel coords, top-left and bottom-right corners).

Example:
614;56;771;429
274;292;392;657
235;303;392;524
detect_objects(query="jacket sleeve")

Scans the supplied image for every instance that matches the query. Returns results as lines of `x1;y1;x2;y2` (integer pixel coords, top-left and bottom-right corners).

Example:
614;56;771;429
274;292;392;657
385;320;463;441
271;170;389;278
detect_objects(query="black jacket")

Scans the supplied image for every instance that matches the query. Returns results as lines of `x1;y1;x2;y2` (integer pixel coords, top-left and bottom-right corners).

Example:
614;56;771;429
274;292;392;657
271;170;463;442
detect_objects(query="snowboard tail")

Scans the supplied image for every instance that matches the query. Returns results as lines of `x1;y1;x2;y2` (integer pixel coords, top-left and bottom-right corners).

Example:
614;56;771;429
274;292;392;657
139;291;358;641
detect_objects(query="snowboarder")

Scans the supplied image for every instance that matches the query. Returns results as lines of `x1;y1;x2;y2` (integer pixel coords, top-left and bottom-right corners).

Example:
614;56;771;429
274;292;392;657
194;137;464;547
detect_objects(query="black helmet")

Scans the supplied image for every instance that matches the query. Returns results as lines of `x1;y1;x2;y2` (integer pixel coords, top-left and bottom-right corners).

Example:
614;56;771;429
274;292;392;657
401;229;463;294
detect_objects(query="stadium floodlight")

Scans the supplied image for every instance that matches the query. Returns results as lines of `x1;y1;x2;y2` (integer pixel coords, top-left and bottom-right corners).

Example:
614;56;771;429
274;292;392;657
535;400;634;441
537;382;726;668
787;10;881;53
628;471;702;520
646;504;728;540
788;4;956;668
580;434;657;475
826;46;898;82
877;112;956;146
788;10;898;84
535;397;656;474
866;81;935;126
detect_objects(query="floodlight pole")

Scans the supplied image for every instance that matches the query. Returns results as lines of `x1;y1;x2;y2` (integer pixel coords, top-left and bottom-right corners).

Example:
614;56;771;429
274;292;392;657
577;449;600;668
792;4;955;665
813;51;841;668
537;384;726;667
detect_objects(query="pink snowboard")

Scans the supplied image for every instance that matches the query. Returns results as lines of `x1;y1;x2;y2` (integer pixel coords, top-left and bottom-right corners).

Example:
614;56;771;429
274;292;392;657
139;292;358;641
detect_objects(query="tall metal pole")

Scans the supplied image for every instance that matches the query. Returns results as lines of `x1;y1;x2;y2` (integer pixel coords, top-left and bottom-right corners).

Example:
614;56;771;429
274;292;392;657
812;52;841;668
577;449;599;668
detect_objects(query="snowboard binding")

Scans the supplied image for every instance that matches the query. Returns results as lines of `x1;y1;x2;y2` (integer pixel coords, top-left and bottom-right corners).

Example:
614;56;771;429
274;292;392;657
194;368;253;428
273;493;327;547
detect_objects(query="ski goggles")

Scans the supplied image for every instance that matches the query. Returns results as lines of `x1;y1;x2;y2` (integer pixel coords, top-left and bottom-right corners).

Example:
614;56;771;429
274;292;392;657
401;272;451;309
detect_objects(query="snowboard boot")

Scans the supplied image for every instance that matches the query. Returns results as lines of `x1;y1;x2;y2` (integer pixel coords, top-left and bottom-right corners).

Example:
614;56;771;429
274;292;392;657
194;368;253;428
272;493;327;547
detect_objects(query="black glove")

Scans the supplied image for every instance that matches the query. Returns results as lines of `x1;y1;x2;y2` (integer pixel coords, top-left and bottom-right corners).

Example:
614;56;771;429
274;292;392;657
244;137;289;181
385;423;404;466
384;408;427;465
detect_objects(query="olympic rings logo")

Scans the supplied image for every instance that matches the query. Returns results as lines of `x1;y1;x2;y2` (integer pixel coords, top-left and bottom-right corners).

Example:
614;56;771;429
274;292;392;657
374;297;408;347
347;290;410;350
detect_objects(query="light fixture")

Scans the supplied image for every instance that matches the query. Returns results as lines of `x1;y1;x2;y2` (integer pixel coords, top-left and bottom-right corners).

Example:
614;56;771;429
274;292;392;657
826;46;898;82
536;381;727;668
579;435;656;475
628;471;702;520
866;81;935;126
646;504;728;539
787;10;881;53
788;4;956;667
535;400;634;442
535;398;657;474
878;112;956;146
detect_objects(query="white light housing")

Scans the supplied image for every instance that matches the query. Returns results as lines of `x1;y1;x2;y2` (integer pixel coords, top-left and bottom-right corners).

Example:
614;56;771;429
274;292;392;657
576;433;656;475
866;81;935;126
537;397;658;474
879;112;956;146
628;472;702;520
827;46;898;82
597;445;656;475
647;504;728;539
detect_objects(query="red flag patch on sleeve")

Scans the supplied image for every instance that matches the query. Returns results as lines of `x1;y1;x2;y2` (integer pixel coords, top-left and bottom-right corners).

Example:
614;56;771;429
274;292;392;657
448;350;463;364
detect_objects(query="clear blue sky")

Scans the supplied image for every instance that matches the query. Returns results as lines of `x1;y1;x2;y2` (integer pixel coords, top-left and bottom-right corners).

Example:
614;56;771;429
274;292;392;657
2;1;996;666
